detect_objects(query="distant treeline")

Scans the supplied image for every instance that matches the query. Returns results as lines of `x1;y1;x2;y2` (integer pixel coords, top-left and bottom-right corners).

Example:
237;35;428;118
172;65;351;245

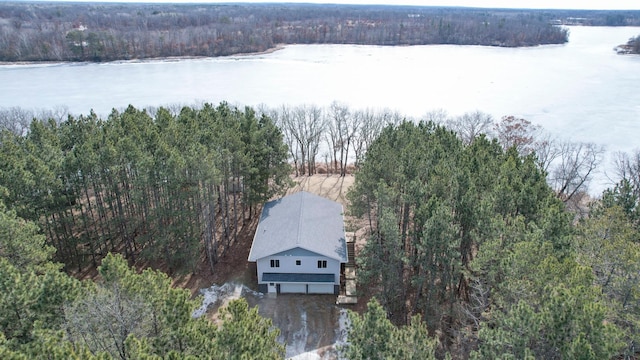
0;2;590;62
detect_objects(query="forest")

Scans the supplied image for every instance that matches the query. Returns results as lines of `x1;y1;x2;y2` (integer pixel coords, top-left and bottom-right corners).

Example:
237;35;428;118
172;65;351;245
345;121;639;359
1;101;639;358
0;2;593;62
0;103;292;274
0;103;291;359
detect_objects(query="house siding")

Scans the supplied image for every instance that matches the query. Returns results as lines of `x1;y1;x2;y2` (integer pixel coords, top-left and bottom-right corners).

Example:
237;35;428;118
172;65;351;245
257;254;340;283
308;284;335;294
256;250;341;294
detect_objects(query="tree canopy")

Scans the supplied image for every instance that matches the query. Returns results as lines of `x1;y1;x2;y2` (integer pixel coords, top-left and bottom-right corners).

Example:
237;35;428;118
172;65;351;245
2;100;639;359
0;103;291;275
347;120;634;358
0;217;283;359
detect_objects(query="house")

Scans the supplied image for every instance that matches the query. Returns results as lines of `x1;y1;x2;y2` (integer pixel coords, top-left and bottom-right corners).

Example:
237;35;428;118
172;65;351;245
248;191;348;294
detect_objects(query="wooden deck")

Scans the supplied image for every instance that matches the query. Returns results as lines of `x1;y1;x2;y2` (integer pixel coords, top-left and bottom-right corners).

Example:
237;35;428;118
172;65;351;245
344;266;356;280
337;232;358;305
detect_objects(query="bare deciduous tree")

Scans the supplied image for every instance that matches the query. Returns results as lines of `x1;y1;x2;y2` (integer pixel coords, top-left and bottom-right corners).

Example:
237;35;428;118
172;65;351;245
326;101;350;175
272;105;301;176
494;115;541;155
421;108;450;124
336;106;361;176
531;131;562;174
353;108;390;168
0;107;34;136
446;110;494;145
549;141;604;204
64;285;151;360
281;105;326;176
611;149;640;198
299;105;326;176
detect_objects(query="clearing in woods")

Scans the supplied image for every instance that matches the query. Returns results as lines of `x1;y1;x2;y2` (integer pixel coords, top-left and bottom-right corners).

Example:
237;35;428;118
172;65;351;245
179;174;359;359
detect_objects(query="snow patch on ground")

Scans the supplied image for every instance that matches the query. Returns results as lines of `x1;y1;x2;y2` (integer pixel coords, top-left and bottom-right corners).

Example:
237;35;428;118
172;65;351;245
192;282;263;318
288;307;350;360
335;308;350;349
287;309;308;358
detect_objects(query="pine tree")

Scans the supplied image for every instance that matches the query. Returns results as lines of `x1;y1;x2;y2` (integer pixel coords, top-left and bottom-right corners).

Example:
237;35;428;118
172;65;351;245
342;298;437;360
216;298;285;360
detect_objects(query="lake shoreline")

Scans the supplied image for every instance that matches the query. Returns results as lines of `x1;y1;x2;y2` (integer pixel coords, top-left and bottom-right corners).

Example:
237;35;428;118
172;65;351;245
0;44;288;66
3;38;590;66
2;26;639;199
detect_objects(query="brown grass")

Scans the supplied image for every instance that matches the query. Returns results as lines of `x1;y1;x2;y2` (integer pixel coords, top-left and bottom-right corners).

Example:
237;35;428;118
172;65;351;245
285;174;354;206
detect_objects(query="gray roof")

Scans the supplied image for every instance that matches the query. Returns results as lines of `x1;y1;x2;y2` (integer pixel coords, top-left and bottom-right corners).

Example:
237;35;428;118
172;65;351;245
248;191;347;262
262;273;335;283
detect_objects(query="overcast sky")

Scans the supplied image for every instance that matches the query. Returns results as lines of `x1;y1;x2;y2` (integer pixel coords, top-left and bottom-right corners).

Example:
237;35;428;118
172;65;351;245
216;1;640;10
37;0;640;11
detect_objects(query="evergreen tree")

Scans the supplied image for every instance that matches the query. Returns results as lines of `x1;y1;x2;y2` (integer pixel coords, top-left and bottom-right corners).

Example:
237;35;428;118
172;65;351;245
348;120;575;354
216;298;285;360
0;103;291;274
471;241;621;359
342;298;437;360
574;205;640;357
0;197;81;349
0;257;81;348
0;197;56;273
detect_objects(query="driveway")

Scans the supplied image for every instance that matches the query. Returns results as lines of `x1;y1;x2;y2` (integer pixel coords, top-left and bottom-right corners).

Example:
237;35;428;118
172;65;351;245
194;283;349;359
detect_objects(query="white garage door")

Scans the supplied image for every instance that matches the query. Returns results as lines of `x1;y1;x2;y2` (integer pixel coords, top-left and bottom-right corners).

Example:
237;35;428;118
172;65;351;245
280;283;307;293
308;284;334;294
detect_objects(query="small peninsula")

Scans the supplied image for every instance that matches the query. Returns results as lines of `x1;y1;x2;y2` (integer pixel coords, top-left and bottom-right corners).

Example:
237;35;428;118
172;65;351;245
615;34;640;54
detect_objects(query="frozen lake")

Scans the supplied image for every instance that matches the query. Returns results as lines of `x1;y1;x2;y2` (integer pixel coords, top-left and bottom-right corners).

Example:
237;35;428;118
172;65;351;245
2;25;639;191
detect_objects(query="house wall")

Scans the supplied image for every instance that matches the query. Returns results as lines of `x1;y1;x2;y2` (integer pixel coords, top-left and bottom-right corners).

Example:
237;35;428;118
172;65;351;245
256;254;341;285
